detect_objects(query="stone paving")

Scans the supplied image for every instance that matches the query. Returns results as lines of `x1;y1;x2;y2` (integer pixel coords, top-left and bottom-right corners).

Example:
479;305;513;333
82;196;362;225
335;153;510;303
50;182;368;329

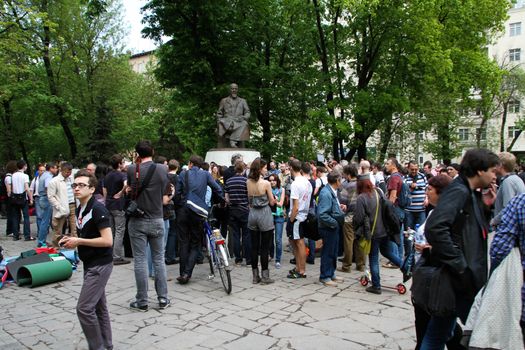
0;218;416;350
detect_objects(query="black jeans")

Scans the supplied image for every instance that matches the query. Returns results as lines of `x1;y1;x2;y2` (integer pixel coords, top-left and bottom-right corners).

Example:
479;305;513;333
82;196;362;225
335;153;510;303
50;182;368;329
176;207;204;277
229;207;251;264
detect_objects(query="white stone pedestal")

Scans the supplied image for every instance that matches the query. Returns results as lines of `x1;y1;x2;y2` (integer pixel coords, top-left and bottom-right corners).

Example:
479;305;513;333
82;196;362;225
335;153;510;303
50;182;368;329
205;148;261;166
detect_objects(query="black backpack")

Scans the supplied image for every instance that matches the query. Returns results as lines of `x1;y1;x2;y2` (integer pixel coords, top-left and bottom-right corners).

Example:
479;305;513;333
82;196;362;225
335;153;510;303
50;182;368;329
381;195;401;244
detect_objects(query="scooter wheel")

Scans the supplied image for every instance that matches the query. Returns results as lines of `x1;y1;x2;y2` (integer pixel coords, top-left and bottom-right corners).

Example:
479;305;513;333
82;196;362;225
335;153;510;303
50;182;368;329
397;283;406;294
359;276;369;286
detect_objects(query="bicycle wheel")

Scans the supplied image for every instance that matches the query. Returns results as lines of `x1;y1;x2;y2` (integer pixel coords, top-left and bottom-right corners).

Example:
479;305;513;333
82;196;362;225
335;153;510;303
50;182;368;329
216;245;232;294
207;237;215;278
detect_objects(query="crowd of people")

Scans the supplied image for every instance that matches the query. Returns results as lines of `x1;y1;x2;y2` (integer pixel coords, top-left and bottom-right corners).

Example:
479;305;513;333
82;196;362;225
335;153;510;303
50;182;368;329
2;143;525;349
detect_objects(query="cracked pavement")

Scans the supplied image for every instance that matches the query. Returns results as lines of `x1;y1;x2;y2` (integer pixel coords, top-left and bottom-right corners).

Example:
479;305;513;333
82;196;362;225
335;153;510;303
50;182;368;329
0;218;416;349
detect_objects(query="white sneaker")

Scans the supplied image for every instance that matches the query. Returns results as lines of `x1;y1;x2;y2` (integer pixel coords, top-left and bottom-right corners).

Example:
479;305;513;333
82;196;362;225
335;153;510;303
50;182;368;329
275;262;281;269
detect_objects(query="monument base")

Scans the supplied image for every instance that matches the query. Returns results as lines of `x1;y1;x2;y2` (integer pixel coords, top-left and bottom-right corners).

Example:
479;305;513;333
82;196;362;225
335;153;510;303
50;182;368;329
205;148;261;167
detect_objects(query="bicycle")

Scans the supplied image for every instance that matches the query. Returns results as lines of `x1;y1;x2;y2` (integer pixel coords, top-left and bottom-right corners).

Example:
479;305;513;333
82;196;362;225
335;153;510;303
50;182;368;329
204;220;232;294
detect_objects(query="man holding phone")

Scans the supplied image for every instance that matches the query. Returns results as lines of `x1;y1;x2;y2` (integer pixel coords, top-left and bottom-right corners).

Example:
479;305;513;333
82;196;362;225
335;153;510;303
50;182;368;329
59;169;113;350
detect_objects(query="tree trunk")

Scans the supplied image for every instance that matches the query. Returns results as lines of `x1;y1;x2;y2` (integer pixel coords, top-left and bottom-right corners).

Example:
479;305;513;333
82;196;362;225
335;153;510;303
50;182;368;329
1;99;17;160
41;0;77;159
378;116;393;162
18;140;31;177
313;0;337;159
500;104;508;152
507;130;522;152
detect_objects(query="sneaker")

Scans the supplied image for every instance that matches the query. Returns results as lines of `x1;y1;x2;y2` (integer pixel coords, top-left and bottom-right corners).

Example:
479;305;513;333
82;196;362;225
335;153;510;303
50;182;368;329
289;258;296;264
366;286;382;295
337;267;350;273
322;280;338;287
287;270;306;279
13;237;20;241
275;262;281;269
24;237;36;241
306;258;315;265
165;258;179;265
158;298;171;310
332;276;344;283
113;258;131;265
129;301;148;312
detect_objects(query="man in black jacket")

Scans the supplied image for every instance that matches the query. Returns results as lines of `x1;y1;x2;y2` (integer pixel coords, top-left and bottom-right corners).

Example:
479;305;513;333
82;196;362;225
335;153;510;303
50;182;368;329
421;148;499;348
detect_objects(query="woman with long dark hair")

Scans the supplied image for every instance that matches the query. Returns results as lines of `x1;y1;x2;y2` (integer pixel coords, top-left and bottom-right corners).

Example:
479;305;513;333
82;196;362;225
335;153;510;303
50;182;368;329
247;158;276;284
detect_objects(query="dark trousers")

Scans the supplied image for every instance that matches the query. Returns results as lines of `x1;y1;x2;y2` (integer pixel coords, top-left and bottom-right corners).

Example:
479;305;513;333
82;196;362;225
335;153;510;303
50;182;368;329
250;229;273;270
165;217;178;262
229;207;251;264
6;201;21;235
77;262;113;350
13;201;30;239
177;207;204;277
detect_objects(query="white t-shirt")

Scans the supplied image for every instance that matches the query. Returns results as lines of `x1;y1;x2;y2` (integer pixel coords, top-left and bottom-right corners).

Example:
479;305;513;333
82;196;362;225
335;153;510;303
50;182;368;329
11;171;29;194
289;176;312;222
315;176;328;189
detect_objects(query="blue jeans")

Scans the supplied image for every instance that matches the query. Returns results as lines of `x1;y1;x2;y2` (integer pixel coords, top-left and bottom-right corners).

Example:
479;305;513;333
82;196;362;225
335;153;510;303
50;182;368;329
37;196;52;246
34;196;42;233
147;219;169;277
420;315;457;350
307;238;316;262
405;211;426;231
394;206;405;259
13;201;31;239
165;218;178;262
319;225;339;281
128;217;167;306
273;216;284;263
369;236;402;288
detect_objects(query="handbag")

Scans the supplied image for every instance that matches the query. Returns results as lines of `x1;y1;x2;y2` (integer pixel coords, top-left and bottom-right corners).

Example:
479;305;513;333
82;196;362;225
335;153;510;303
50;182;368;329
10;193;26;207
302;211;321;241
125;163;156;218
412;253;456;317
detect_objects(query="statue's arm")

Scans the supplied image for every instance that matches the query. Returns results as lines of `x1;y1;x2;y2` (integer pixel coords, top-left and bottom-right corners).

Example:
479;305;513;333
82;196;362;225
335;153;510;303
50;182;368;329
242;99;250;121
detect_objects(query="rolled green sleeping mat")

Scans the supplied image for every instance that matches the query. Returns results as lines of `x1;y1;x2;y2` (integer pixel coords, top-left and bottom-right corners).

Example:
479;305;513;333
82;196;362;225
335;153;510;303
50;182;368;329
17;259;73;288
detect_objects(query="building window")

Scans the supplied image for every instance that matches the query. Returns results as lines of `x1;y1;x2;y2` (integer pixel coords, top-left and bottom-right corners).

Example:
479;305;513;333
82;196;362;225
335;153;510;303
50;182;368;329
510;22;522;36
509;100;520;113
458;128;469;141
508;126;521;139
510;48;521;62
476;128;487;141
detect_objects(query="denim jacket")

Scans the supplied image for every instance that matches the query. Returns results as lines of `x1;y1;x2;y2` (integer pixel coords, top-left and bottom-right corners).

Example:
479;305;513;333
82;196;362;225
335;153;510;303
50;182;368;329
317;185;344;229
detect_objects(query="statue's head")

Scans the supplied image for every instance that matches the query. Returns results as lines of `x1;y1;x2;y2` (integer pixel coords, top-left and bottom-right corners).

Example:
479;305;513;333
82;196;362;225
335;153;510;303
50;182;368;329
230;83;238;98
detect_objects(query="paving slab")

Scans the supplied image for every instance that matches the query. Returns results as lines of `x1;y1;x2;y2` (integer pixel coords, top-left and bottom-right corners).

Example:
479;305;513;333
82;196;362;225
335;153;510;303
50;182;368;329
0;218;416;349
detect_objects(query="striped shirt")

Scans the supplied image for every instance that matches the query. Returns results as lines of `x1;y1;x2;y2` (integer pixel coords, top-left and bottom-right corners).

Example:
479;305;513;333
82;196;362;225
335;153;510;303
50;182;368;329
225;174;249;211
405;172;427;212
490;193;525;321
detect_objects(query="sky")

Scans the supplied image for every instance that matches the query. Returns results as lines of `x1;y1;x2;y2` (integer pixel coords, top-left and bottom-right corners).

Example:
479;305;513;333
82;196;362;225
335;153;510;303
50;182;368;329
122;0;158;54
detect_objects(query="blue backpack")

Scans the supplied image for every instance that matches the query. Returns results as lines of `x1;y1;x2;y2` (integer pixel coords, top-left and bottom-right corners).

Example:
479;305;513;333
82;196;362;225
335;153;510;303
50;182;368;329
391;173;411;209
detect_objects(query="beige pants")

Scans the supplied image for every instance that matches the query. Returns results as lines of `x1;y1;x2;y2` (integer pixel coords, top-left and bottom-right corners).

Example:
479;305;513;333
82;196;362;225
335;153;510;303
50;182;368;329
52;203;77;247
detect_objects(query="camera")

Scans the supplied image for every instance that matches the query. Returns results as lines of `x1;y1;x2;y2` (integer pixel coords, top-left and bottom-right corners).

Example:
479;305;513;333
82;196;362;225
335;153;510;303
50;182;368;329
125;200;145;218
